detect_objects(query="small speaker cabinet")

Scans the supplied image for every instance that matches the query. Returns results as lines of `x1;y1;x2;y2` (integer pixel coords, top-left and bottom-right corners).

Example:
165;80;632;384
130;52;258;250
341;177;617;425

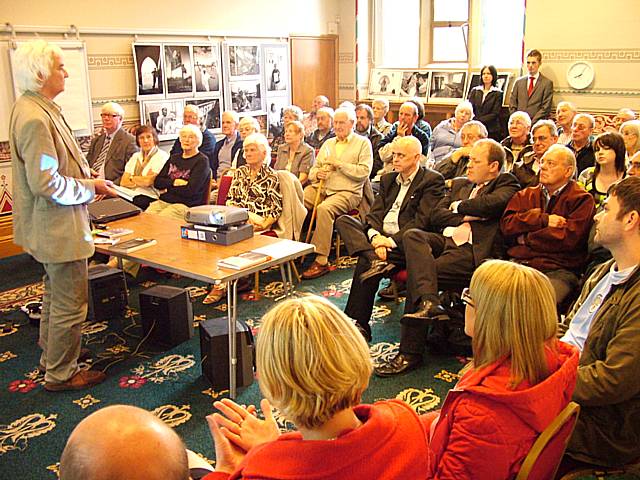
139;285;193;348
87;264;128;321
199;317;254;390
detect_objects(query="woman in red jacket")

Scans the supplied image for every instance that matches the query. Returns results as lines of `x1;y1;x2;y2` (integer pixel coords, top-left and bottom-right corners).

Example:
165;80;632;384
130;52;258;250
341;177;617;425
204;295;431;479
426;259;579;479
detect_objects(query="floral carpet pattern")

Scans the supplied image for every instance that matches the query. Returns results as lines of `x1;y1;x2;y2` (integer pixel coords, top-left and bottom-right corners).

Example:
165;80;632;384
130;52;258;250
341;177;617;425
0;254;637;479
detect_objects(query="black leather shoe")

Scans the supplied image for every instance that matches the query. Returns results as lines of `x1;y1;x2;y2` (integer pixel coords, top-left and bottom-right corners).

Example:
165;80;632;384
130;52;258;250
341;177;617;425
356;323;372;343
359;259;396;283
378;283;406;301
403;300;449;322
374;353;422;377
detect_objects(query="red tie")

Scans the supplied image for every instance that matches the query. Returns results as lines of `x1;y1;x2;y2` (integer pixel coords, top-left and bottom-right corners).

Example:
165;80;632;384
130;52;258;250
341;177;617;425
528;77;534;97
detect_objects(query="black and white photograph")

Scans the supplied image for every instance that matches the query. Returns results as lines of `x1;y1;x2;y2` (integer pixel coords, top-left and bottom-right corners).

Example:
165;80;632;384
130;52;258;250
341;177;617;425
429;71;467;102
368;69;401;97
133;44;164;99
230;80;263;113
400;71;430;97
193;44;221;96
467;71;512;103
142;99;184;141
264;45;288;92
185;98;221;131
228;45;260;77
267;97;289;138
163;44;194;96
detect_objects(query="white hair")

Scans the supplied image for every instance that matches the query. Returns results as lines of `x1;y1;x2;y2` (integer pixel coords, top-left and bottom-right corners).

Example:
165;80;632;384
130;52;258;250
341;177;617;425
239;115;260;132
179;124;203;147
243;132;271;160
372;98;390;111
222;110;240;124
13;39;64;94
334;107;356;123
317;106;335;119
455;100;474;117
183;104;200;117
101;102;124;117
509;111;532;128
282;105;304;122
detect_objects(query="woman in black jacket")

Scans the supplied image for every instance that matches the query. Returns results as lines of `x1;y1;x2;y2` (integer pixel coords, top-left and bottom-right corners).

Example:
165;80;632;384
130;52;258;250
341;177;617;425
468;65;503;141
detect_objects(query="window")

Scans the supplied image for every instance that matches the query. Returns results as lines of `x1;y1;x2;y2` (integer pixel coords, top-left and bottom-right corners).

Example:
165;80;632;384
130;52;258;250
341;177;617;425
432;0;469;63
478;0;526;68
372;0;421;68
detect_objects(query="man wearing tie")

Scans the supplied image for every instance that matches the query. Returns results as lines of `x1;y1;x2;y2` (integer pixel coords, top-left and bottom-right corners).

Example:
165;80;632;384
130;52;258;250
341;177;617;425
375;139;520;376
509;49;554;124
86;102;137;185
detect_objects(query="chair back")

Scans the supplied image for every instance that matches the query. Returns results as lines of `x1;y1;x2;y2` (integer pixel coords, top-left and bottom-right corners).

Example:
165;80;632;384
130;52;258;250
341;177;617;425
215;175;233;206
272;170;307;240
201;172;213;205
515;402;580;480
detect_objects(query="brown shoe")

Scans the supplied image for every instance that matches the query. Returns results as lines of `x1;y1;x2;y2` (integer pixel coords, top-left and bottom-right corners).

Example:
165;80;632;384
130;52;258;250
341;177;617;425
45;369;106;392
302;261;330;280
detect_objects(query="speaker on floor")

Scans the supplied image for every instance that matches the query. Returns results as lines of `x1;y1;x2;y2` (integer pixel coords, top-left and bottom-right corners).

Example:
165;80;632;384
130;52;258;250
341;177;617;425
87;264;128;321
139;285;193;348
199;316;254;390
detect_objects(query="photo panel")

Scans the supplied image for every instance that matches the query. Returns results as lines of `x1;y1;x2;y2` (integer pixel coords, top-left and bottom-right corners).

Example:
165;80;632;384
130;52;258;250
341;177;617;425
230;80;263;114
228;44;261;79
192;44;222;97
163;44;194;98
142;99;185;141
263;44;288;92
428;71;467;104
133;43;164;99
368;69;402;97
265;96;290;139
400;71;430;98
185;98;222;131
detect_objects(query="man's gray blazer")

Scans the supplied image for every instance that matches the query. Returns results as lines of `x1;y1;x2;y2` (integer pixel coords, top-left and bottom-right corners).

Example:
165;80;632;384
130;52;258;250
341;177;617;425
86;128;138;185
509;73;554;123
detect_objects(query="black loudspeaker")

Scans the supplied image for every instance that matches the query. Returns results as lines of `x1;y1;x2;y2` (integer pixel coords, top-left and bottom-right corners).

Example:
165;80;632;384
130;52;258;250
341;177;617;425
199;317;254;390
87;264;128;321
139;285;193;348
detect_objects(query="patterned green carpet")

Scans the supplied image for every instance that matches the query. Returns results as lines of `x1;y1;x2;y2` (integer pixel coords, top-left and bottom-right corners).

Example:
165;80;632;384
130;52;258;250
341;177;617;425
0;253;638;479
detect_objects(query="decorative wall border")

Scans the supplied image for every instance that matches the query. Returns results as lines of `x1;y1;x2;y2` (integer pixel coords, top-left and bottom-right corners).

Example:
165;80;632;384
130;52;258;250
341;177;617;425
91;96;138;107
543;49;640;63
554;88;640;97
87;54;135;70
338;83;355;91
338;52;354;63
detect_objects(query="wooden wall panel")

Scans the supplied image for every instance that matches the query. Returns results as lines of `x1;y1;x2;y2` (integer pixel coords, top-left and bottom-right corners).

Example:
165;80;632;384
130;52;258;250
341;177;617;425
290;36;338;111
0;216;21;258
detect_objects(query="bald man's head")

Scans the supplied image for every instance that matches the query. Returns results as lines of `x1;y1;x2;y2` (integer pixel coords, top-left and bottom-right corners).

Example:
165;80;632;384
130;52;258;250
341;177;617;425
60;405;189;480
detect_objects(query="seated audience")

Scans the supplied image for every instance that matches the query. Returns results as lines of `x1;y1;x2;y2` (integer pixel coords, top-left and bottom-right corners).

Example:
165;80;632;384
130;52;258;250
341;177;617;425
372;98;392;136
434;120;488;181
426;260;578;478
212;111;243;181
354;103;383;178
302;94;330;134
87;101;138;185
559;176;640;469
375;139;519;376
230;115;261;171
613;108;636;130
378;102;430;156
555;101;578;145
272;105;304;154
501;111;533;171
59;405;189;480
512;119;558;189
120;125;169;210
302;107;373;279
337;136;445;342
620;119;640;160
430;101;473;164
170;104;216;172
467;64;503;140
306;106;335;151
501;145;595;306
204;295;431;479
578;131;627;209
274;120;315;185
568;113;596;175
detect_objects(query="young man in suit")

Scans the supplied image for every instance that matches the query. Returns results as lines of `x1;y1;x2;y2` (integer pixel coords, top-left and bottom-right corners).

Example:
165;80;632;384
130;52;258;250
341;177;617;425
10;40;116;391
509;49;554;124
336;136;445;341
375;139;520;376
86;101;138;185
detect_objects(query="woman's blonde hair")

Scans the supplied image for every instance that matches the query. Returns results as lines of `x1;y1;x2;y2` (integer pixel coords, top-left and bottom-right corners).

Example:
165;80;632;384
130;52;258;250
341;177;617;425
470;259;558;387
256;295;372;430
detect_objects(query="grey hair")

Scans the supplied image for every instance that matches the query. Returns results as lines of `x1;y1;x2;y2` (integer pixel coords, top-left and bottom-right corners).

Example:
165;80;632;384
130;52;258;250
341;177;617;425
13;39;64;94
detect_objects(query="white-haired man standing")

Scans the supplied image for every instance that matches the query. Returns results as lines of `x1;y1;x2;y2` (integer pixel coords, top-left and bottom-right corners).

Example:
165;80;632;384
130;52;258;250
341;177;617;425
9;40;116;391
86;101;137;185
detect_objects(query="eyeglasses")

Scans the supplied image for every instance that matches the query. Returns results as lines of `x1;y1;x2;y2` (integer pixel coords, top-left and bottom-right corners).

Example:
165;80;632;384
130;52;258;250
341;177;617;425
461;288;475;308
100;113;120;118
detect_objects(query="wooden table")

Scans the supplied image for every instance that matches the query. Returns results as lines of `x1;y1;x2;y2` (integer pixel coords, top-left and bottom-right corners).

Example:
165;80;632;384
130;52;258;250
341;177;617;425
95;212;315;397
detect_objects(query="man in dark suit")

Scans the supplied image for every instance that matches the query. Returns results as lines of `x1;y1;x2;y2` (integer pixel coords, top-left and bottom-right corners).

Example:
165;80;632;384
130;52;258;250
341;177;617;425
86;102;138;185
375;139;520;376
337;136;445;341
509;49;554;124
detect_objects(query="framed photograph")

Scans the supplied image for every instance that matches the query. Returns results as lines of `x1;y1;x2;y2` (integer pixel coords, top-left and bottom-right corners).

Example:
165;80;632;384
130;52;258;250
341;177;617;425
163;44;194;97
266;96;289;138
263;44;288;92
185;98;221;131
466;71;512;104
428;71;467;104
228;44;261;78
141;99;184;141
230;80;263;113
133;43;164;99
400;71;430;98
368;69;401;97
192;44;222;96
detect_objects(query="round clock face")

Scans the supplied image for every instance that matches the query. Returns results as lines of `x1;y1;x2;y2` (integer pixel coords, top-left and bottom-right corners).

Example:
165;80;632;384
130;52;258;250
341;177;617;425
567;62;595;90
